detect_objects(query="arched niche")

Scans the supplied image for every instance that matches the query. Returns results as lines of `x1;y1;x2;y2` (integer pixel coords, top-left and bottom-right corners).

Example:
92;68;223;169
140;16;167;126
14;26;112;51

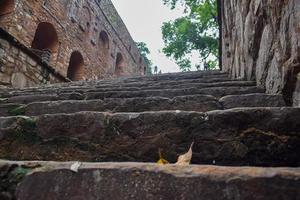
99;31;109;49
115;53;124;76
67;51;84;81
99;30;110;65
31;22;59;53
0;0;15;16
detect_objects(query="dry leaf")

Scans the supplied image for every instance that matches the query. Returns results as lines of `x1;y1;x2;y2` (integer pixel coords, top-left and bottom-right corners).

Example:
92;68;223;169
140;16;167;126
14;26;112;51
176;142;194;165
157;148;169;165
70;161;82;172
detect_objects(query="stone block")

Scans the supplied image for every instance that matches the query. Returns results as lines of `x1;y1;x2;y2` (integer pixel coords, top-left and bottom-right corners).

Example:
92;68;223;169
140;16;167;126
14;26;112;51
0;161;296;200
0;72;11;84
293;74;300;107
27;57;37;67
7;56;15;63
0;38;10;50
11;72;27;88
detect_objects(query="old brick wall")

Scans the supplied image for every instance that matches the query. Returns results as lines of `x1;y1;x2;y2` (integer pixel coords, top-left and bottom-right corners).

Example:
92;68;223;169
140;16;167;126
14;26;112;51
0;0;147;83
221;0;300;106
0;29;67;88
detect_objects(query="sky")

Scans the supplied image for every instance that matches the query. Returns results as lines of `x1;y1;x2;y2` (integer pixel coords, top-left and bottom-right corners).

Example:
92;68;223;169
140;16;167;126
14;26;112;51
110;0;188;73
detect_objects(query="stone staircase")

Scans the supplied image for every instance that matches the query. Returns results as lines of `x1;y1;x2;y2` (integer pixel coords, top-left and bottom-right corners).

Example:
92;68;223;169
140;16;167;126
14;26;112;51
0;71;299;200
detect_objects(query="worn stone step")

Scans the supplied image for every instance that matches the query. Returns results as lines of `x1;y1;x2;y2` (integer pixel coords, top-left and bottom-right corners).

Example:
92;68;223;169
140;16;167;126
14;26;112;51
0;81;255;98
0;95;222;116
85;86;264;100
0;107;299;166
96;72;229;84
1;86;264;104
0;74;234;97
1;161;299;200
82;70;228;83
1;92;85;104
220;94;287;108
0;71;227;90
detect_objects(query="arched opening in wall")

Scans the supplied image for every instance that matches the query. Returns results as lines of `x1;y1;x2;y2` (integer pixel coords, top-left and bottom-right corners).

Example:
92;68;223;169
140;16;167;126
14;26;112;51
0;0;15;16
31;22;59;63
67;51;84;81
99;31;109;50
115;53;124;76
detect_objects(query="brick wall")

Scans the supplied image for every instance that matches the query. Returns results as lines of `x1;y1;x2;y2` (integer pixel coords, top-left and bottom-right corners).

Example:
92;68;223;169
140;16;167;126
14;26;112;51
0;29;67;88
0;0;147;83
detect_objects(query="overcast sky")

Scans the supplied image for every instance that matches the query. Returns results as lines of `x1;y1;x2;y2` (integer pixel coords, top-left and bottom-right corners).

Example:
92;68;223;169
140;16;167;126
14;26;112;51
111;0;186;73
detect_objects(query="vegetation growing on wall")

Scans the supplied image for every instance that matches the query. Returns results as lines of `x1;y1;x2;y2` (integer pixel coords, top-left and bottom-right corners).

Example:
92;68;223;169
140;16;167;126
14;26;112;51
136;42;153;75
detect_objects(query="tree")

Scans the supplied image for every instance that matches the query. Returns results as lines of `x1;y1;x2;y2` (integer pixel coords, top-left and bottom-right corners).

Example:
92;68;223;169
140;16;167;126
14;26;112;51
136;42;153;75
162;0;219;71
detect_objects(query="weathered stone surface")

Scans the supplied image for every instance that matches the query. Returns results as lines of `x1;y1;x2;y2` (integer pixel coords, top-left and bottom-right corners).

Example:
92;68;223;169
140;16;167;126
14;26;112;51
0;103;24;117
85;86;264;100
293;74;300;107
0;30;66;88
11;73;27;89
0;161;299;200
0;108;299;166
222;0;300;102
0;86;263;104
0;80;256;99
2;95;221;116
220;94;286;109
0;71;231;99
255;25;273;87
2;93;85;104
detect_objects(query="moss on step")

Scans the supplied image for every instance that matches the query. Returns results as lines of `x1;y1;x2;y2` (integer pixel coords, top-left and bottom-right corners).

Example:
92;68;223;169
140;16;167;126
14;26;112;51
3;117;39;145
0;165;32;200
8;105;26;116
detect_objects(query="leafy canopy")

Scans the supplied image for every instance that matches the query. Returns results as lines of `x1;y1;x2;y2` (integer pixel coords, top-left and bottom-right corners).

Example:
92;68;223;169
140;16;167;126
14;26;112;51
162;0;219;71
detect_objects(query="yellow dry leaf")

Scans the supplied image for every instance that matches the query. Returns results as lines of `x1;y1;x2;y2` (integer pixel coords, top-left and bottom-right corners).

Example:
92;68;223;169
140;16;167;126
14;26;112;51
157;148;169;165
176;142;194;165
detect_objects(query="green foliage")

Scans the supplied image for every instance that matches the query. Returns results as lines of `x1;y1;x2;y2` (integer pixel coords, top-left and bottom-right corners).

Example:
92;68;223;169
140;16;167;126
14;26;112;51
162;0;219;72
8;117;40;144
177;58;192;72
136;42;153;75
207;59;218;69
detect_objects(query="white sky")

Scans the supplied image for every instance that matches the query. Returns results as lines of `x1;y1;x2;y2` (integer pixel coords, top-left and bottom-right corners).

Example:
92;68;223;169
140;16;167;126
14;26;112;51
111;0;193;73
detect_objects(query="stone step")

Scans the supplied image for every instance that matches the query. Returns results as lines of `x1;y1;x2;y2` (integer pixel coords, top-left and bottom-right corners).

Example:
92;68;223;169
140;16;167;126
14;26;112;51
94;72;229;84
0;74;234;97
220;94;287;108
1;161;299;200
0;95;222;116
1;107;299;166
0;71;227;90
0;93;287;117
0;86;264;104
70;70;228;84
85;86;264;100
0;81;255;98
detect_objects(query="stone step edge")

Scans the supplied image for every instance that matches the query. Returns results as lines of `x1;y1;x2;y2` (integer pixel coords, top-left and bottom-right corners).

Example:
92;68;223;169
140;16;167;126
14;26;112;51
1;106;297;119
0;94;287;117
0;80;253;98
0;87;265;104
1;160;299;177
2;160;299;200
